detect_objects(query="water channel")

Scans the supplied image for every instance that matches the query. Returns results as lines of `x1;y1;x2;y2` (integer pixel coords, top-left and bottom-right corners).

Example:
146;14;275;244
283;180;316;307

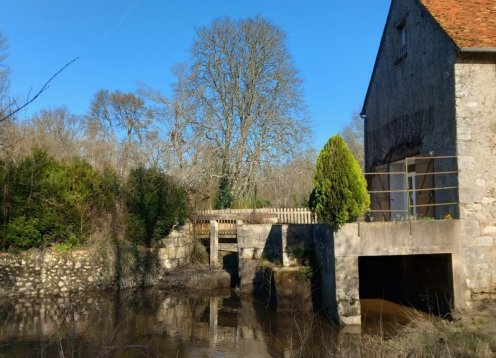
0;289;427;357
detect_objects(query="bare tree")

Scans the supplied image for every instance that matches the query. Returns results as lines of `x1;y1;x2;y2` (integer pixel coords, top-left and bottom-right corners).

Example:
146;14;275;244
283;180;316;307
141;64;221;206
89;90;153;177
257;149;316;208
3;107;85;162
181;16;310;206
341;112;364;169
0;56;79;124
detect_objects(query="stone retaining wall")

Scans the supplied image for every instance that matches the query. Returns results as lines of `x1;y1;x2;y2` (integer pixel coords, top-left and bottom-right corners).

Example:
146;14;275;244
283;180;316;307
0;224;195;297
156;227;194;269
237;223;315;288
0;248;116;297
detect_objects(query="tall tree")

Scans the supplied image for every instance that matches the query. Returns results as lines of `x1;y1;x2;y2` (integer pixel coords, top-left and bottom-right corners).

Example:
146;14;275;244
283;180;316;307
183;16;310;205
89;90;152;177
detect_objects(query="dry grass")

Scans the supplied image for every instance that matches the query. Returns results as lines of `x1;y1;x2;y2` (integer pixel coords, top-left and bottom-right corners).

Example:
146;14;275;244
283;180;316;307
283;300;496;357
359;301;496;357
188;237;209;268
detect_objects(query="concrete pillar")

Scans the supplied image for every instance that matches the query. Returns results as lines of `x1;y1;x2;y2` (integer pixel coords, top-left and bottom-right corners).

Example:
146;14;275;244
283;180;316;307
334;225;361;325
210;220;219;269
334;256;361;325
314;224;361;325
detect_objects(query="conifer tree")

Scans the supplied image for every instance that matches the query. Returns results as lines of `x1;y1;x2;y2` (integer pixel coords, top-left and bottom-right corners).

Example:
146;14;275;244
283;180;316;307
309;135;369;230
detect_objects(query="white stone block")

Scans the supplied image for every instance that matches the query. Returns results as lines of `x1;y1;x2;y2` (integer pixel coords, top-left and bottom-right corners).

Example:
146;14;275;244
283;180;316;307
340;315;361;325
469;236;494;247
241;248;254;259
476;179;486;187
481;197;496;204
482;226;496;235
161;259;173;269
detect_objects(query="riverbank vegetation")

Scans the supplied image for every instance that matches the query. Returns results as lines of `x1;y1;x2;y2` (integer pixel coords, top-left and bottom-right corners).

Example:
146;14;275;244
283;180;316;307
285;301;496;357
359;301;496;357
0;19;320;252
0;149;189;251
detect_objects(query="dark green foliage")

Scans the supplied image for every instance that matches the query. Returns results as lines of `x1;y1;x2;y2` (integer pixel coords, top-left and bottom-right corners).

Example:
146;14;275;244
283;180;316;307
5;217;42;250
309;135;370;231
125;167;189;246
0;149;118;250
0;150;189;251
214;172;232;210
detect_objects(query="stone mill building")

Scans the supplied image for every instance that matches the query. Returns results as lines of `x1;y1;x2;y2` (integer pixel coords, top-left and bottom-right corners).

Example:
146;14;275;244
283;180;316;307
356;0;496;313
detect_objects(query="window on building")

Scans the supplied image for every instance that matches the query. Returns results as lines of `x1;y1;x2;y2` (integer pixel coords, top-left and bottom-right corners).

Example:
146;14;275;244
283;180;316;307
395;18;408;64
401;25;407;47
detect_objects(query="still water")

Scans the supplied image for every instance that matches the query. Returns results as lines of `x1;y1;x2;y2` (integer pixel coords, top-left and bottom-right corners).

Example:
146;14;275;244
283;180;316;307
0;289;422;357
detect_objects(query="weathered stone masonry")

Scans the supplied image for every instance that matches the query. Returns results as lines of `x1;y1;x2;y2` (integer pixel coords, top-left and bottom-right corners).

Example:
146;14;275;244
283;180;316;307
0;249;115;297
455;59;496;302
0;224;195;297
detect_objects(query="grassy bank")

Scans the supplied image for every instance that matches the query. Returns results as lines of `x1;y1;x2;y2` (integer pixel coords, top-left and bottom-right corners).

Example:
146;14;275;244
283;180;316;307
360;301;496;357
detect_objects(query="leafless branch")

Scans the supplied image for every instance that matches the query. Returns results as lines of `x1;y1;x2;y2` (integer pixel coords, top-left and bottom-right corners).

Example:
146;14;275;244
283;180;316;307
0;56;79;122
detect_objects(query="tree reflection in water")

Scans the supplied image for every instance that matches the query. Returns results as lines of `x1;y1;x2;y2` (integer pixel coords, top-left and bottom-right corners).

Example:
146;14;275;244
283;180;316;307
0;289;419;357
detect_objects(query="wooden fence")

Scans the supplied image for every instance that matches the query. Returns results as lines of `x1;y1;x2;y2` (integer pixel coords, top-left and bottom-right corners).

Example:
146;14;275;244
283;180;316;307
194;208;316;224
194;219;237;240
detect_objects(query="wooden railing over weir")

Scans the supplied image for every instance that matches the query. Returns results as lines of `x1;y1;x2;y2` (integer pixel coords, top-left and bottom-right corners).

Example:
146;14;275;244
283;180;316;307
194;208;316;224
192;208;317;240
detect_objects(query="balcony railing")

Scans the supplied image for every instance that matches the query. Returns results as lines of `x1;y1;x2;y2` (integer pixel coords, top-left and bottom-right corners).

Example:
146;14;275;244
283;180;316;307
364;155;458;222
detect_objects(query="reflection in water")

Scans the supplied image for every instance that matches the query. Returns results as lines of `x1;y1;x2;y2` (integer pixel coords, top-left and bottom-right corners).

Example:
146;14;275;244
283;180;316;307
0;289;337;357
0;290;424;357
361;298;433;336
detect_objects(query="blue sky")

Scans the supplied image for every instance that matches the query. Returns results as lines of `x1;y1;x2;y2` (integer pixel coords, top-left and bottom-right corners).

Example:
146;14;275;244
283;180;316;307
2;0;390;149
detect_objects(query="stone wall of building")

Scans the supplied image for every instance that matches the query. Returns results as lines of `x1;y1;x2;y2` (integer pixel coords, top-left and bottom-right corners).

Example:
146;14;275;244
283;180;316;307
0;224;195;297
455;58;496;301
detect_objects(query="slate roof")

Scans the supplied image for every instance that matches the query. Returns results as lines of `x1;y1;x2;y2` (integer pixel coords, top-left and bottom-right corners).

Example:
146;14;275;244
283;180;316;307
419;0;496;48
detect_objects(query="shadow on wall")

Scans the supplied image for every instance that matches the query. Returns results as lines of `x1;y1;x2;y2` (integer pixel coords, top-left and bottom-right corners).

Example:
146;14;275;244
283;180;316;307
248;224;337;318
312;225;339;322
261;225;283;264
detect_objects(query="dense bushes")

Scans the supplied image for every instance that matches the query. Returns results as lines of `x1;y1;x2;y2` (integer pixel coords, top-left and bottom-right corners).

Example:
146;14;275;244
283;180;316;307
0;150;189;250
309;135;369;231
0;150;119;250
125;167;189;246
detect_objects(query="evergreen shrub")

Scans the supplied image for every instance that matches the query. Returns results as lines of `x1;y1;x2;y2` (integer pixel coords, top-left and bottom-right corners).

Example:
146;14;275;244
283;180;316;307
309;135;369;231
0;149;118;250
125;167;189;246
